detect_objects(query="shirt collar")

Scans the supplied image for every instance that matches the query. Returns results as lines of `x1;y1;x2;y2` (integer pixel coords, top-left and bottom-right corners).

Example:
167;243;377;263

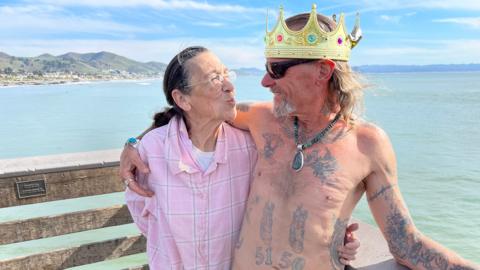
165;116;229;175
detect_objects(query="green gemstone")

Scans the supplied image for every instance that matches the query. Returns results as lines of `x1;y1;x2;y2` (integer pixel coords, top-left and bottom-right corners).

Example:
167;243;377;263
292;151;304;171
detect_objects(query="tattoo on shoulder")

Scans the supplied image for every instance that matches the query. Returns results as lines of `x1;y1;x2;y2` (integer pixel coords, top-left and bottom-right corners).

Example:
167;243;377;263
289;205;309;253
236;103;252;112
329;217;349;270
367;184;397;202
304;148;338;184
326;125;350;144
262;133;284;159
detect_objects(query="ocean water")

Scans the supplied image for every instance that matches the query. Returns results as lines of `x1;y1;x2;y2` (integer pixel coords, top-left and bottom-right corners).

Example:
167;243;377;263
0;72;479;263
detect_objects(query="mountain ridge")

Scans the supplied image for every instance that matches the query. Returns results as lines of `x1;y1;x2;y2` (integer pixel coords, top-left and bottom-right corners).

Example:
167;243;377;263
0;51;166;75
1;51;480;75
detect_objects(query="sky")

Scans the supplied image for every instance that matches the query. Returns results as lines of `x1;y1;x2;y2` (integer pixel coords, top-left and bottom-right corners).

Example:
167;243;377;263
0;0;479;68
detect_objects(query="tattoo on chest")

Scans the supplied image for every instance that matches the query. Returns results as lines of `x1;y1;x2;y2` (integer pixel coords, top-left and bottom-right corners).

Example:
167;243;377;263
329;218;349;270
256;202;307;269
304;148;338;184
262;133;285;160
270;170;303;199
260;201;275;245
381;187;474;270
278;117;295;139
245;195;260;224
289;206;309;253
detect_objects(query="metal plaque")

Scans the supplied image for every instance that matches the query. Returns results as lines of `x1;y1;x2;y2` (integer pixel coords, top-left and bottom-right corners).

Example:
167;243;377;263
15;179;47;199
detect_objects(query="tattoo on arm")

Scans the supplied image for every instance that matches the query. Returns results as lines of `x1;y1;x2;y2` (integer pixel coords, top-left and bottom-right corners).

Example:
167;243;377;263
329;218;349;270
367;184;397;202
262;133;284;159
289;205;309;253
382;188;475;270
304;149;338;185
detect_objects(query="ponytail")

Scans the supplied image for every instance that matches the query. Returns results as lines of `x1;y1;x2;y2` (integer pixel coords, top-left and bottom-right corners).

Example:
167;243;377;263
152;107;180;128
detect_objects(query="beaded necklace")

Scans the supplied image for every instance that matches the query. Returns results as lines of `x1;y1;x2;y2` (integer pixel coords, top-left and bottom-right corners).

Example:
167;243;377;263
292;113;341;171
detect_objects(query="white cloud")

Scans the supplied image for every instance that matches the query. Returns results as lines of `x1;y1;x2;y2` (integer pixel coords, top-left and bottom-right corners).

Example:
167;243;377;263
380;15;401;23
357;0;480;11
194;21;225;27
0;5;154;36
378;12;416;24
433;17;480;29
415;0;480;10
27;0;265;13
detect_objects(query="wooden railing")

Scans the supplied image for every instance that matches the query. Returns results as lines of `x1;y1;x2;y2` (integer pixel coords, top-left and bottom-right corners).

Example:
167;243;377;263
0;150;148;270
0;150;409;270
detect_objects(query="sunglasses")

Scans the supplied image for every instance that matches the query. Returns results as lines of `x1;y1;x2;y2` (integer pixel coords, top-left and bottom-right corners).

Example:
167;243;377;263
265;59;317;79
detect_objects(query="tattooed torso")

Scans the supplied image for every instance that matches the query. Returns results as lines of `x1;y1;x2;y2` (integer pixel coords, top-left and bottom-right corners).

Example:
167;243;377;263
231;102;478;270
232;105;370;270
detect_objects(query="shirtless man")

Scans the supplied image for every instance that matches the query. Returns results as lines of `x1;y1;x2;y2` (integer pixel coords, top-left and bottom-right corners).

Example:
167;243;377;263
121;5;478;270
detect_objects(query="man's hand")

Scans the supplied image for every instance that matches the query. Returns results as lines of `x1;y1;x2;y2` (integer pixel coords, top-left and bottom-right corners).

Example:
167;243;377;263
119;145;154;197
338;223;360;265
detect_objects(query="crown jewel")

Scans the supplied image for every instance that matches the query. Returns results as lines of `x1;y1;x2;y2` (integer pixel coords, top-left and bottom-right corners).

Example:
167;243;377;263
264;4;362;61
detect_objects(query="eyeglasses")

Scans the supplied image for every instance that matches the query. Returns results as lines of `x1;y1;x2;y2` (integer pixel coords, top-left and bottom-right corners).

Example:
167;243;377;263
185;70;236;88
265;59;317;79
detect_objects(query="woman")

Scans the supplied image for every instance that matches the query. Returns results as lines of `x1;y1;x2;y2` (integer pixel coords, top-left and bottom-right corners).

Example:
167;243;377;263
125;46;357;269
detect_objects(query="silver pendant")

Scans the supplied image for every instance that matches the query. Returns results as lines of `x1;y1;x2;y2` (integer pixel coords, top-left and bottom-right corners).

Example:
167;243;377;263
292;149;304;172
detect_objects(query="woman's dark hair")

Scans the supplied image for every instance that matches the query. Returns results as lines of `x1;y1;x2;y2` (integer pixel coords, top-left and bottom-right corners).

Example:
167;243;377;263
152;46;208;128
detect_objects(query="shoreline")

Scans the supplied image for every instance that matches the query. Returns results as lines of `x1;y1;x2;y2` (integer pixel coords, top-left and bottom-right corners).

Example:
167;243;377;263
0;76;162;88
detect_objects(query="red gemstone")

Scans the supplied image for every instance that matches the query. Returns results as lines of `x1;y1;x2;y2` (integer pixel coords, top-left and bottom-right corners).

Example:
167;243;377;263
277;35;283;42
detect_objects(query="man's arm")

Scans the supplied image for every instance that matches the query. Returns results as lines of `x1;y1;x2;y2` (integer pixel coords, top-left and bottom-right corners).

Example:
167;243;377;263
119;123;155;197
231;101;272;131
363;125;478;270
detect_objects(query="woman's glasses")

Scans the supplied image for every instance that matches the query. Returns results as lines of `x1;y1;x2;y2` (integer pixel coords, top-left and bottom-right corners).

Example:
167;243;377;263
185;70;236;88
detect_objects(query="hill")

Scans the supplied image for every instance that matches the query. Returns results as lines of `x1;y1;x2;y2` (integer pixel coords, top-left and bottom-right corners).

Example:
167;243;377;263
0;51;166;75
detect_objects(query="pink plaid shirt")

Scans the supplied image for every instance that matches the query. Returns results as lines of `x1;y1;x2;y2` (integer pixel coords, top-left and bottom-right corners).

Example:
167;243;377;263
125;116;257;270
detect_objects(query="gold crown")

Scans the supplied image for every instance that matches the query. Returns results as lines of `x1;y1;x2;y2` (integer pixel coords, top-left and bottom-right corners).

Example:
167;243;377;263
264;4;362;61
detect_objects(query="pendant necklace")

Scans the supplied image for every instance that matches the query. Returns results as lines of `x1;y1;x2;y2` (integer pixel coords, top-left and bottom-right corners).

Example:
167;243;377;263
292;113;341;172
